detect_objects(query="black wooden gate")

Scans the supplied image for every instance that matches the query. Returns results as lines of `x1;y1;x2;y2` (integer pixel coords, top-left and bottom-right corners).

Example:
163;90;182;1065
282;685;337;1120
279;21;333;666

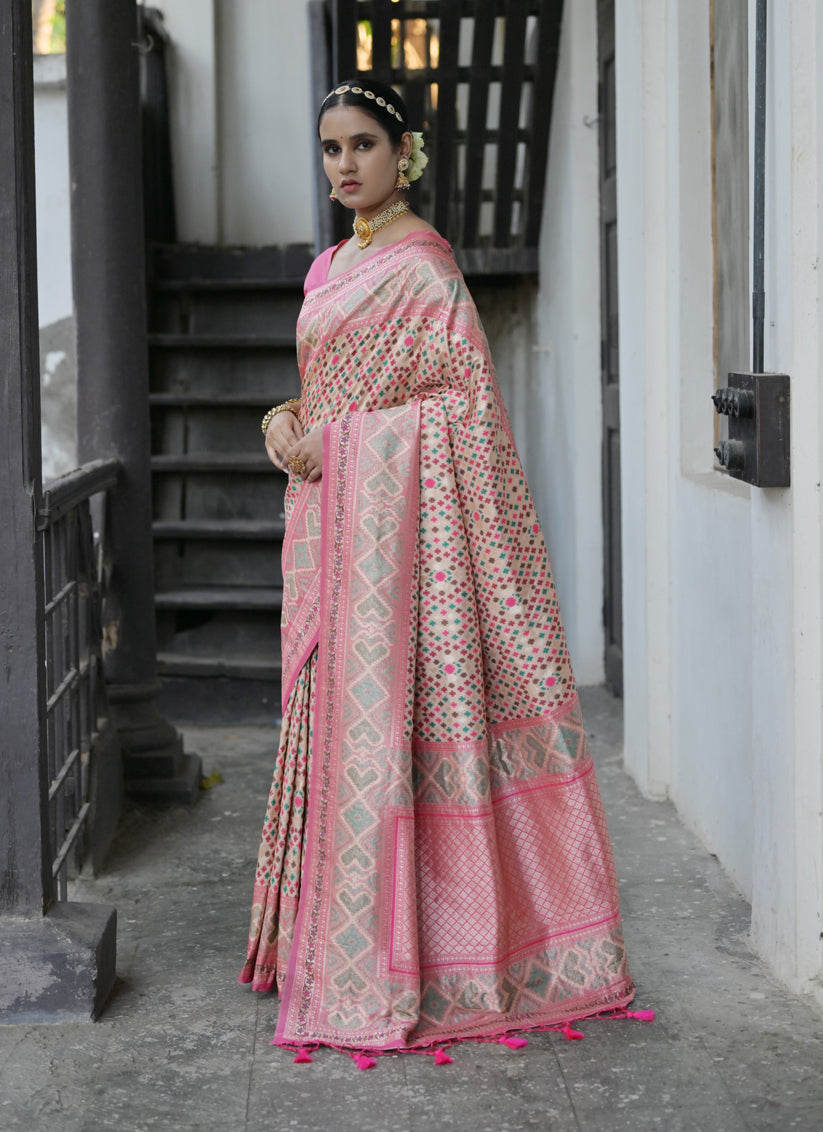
598;0;622;695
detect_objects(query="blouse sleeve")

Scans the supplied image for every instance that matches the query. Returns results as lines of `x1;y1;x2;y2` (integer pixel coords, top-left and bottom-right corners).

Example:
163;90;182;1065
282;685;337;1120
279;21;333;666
304;245;337;294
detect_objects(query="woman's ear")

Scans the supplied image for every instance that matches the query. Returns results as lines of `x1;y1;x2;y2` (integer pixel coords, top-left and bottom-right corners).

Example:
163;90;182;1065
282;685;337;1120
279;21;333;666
400;130;413;160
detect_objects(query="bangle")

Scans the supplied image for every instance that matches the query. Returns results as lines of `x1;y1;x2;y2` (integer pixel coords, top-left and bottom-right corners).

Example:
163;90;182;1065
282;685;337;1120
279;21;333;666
261;398;301;436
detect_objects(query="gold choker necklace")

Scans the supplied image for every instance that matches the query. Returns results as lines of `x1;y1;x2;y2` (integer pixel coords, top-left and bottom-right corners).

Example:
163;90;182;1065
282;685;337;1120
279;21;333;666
353;200;409;249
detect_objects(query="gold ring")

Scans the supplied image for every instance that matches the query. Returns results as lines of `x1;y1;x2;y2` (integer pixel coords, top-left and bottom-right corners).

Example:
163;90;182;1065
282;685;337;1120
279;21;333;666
287;456;307;476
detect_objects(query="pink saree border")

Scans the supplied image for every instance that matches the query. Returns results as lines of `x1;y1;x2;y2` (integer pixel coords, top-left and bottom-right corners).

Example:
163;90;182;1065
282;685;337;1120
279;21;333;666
280;587;319;713
278;416;354;1040
277;408;426;1047
279;481;322;711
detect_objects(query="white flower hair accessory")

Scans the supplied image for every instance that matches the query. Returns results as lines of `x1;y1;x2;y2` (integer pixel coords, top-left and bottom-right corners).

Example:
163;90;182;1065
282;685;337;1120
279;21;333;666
407;132;429;182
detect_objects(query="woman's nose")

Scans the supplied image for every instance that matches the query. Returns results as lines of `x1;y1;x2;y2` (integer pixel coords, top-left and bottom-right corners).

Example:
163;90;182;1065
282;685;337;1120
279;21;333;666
338;149;355;173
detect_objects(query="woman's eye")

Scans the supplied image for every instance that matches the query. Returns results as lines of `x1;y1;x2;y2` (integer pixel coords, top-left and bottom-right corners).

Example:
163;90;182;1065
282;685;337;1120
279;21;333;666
357;141;373;151
323;144;340;156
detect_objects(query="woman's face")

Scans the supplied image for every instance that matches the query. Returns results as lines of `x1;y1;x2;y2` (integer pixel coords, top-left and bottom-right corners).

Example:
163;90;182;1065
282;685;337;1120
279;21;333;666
319;104;410;214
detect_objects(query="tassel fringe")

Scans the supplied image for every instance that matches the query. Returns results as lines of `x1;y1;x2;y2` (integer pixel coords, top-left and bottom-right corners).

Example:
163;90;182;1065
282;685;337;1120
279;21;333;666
272;1004;654;1070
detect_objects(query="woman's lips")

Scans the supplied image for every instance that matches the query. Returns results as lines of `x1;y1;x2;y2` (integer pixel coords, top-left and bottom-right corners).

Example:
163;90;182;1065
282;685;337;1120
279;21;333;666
340;181;360;192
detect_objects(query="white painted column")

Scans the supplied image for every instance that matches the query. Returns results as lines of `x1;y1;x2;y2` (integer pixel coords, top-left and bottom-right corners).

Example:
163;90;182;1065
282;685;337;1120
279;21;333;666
614;0;674;797
749;0;823;997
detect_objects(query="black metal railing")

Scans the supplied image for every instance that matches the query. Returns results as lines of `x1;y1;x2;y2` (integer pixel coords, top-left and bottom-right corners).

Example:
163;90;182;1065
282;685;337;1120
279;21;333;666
37;459;120;900
138;5;176;244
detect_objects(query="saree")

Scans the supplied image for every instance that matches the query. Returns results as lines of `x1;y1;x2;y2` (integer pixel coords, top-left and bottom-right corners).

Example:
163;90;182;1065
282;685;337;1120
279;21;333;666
243;230;635;1052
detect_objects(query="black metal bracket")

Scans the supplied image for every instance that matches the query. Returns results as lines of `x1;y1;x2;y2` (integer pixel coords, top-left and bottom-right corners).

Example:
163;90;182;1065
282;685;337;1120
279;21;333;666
712;372;790;487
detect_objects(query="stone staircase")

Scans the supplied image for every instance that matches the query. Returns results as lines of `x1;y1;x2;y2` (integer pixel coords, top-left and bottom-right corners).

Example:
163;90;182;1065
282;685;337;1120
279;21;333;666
147;244;313;724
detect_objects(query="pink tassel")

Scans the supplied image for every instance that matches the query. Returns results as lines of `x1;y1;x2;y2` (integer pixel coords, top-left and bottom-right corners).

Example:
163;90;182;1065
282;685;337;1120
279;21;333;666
433;1048;454;1066
562;1023;585;1041
626;1009;655;1021
499;1035;529;1050
353;1053;377;1071
293;1048;313;1064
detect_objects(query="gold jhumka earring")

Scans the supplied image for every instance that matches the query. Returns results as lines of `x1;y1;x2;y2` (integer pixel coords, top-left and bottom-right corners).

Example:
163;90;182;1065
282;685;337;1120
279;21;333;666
395;157;410;190
329;188;338;201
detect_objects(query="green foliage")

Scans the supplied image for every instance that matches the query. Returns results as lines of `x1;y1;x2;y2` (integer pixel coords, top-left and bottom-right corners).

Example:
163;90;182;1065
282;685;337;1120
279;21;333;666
51;2;66;53
32;1;66;55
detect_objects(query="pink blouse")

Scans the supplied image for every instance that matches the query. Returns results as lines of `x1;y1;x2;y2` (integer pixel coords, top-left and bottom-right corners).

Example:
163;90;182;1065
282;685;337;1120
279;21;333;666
303;231;452;294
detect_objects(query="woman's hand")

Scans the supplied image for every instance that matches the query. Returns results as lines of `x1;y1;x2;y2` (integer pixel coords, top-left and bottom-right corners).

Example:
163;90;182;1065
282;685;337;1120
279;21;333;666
285;427;324;483
265;410;304;472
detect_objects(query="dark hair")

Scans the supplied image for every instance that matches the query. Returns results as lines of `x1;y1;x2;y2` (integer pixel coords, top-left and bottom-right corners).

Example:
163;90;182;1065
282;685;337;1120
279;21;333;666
317;76;410;147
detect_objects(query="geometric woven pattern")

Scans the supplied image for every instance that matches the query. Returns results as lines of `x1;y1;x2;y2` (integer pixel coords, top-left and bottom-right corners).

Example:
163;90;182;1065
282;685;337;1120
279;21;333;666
239;650;317;993
295;233;575;740
269;233;634;1052
280;487;322;710
404;761;619;971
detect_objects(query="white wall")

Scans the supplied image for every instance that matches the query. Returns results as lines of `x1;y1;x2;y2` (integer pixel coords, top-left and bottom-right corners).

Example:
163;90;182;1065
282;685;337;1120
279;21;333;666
33;54;72;327
749;0;823;996
529;0;604;685
158;0;220;242
160;0;316;246
615;0;823;998
33;52;76;482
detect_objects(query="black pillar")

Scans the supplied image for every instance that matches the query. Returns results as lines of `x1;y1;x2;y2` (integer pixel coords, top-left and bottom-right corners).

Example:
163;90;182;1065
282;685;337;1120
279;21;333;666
0;0;115;1022
65;0;200;801
0;0;51;922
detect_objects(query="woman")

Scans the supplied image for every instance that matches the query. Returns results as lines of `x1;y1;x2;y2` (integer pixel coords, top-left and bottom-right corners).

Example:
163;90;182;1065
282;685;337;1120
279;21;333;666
240;78;638;1059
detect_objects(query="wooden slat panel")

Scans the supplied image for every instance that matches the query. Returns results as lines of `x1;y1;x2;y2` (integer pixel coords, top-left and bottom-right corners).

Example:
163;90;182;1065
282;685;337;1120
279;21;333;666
403;74;427;142
462;0;496;246
332;0;358;79
382;1;541;15
494;0;528;246
523;0;562;245
455;127;530;143
389;62;537;83
370;0;393;82
311;0;563;276
433;0;462;236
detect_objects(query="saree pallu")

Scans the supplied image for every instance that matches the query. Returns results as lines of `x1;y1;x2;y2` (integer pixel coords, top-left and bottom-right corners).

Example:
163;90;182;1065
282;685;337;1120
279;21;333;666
267;232;634;1051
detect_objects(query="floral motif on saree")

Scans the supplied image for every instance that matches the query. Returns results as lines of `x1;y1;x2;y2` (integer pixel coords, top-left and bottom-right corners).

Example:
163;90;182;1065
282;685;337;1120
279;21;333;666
258;232;634;1050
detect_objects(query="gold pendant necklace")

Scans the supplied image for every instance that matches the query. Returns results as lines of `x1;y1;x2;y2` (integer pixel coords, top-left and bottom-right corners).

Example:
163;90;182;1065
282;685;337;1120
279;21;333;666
353;200;409;250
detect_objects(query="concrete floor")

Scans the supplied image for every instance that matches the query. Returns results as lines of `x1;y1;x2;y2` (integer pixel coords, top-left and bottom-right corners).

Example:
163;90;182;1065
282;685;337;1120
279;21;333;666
2;686;823;1132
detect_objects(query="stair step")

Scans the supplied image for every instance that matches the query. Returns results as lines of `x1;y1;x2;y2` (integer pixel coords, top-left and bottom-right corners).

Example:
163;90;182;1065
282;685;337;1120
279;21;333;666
150;242;313;285
157;652;282;679
153;519;286;540
151;453;277;473
149;393;291;407
149;333;295;349
153;277;307;293
154;586;283;610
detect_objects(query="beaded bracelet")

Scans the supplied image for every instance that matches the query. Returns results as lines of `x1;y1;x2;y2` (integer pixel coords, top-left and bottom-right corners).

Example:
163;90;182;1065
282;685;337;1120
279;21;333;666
261;398;301;436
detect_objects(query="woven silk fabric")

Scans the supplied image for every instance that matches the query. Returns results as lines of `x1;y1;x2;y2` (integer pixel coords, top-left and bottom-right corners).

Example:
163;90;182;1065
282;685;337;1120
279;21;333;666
275;232;634;1050
240;650;316;993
